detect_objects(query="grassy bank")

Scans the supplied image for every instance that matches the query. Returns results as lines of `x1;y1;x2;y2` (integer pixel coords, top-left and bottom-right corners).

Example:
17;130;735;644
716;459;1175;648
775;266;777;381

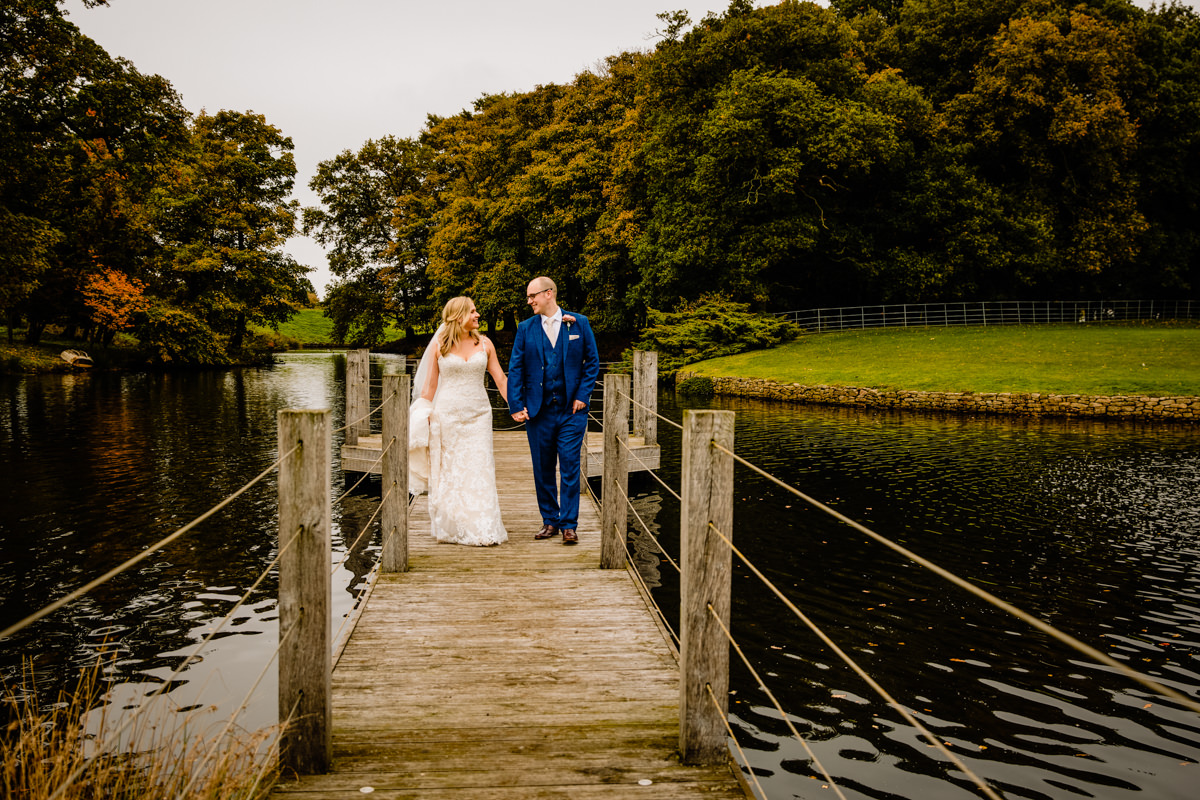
266;308;406;347
687;322;1200;396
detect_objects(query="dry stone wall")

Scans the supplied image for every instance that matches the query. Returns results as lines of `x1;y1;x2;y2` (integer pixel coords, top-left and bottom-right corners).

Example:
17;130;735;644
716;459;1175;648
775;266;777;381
676;373;1199;422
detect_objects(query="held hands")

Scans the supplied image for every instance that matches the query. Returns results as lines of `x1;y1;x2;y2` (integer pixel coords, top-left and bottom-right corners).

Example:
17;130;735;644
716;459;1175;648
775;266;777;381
510;403;583;419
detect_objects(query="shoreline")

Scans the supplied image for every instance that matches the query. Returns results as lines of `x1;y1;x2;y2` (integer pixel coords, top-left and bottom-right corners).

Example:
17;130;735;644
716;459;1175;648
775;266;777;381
676;372;1200;423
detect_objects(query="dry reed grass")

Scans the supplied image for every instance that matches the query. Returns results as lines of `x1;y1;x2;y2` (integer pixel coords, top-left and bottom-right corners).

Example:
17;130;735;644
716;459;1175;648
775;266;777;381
1;656;280;800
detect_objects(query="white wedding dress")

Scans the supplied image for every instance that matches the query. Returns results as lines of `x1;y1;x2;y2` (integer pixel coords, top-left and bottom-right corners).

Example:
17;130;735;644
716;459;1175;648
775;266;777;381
426;350;508;546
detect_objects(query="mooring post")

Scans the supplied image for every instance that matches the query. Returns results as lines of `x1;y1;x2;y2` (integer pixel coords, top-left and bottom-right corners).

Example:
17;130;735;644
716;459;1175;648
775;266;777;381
679;409;735;765
633;350;658;447
344;349;370;447
277;409;332;774
600;373;629;569
381;371;410;572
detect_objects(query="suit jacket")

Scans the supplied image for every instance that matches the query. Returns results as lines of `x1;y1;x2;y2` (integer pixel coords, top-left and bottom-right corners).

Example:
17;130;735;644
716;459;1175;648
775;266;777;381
507;311;600;420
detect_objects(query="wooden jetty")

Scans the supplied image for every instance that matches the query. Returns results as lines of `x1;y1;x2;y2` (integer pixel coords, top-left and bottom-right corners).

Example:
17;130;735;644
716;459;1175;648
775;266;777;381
339;350;662;480
274;428;748;799
344;430;660;480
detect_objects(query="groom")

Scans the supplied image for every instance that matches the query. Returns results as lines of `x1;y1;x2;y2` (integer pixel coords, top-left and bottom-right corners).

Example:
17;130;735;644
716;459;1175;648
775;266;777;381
508;277;600;544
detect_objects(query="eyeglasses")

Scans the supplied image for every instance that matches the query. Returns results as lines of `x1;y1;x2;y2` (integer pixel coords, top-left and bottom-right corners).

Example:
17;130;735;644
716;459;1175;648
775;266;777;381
526;289;550;300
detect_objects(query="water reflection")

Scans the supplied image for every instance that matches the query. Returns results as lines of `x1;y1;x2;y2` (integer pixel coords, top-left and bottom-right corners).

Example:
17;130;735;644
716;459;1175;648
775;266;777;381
623;395;1200;799
0;353;387;736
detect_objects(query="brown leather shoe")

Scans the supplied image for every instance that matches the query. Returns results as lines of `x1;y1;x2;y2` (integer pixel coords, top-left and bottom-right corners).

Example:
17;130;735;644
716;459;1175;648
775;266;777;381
561;528;578;544
534;524;558;540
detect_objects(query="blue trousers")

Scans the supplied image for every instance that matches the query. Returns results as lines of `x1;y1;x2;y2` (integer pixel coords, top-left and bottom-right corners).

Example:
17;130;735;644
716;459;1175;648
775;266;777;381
525;402;588;529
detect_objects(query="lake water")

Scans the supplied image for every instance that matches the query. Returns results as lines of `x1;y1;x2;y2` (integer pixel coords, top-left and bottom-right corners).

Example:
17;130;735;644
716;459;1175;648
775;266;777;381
1;353;1198;798
637;393;1200;799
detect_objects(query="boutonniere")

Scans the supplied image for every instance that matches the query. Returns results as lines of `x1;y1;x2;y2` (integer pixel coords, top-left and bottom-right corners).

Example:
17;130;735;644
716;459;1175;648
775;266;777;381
562;314;576;328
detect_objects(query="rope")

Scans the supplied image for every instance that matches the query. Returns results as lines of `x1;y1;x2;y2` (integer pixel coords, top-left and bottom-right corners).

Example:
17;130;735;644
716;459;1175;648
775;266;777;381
615;434;682;502
707;520;1005;800
173;618;300;798
709;440;1200;716
619;536;681;649
706;604;847;800
331;485;394;576
615;481;681;574
334;492;418;651
1;444;301;642
48;524;306;800
706;682;770;800
334;390;395;434
335;435;394;503
614;386;684;432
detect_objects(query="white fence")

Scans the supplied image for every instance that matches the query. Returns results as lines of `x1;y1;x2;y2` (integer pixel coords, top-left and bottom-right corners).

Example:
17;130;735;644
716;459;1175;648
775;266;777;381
776;300;1197;333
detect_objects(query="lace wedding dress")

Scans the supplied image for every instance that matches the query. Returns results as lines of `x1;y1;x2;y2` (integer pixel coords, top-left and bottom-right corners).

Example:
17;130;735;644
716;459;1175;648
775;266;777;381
427;350;508;546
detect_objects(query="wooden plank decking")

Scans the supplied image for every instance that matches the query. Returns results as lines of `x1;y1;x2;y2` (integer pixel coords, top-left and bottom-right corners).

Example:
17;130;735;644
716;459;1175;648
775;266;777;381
275;431;747;799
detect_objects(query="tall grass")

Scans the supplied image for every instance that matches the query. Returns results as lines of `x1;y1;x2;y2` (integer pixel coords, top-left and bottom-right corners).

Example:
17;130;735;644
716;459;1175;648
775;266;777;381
1;657;280;800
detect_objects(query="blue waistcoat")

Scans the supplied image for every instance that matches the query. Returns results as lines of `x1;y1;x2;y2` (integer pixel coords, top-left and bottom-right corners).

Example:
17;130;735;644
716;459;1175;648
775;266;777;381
541;325;567;401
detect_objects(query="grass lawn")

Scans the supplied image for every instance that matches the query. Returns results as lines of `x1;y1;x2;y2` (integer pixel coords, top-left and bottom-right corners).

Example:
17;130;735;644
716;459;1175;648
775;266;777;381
261;307;405;346
688;322;1200;396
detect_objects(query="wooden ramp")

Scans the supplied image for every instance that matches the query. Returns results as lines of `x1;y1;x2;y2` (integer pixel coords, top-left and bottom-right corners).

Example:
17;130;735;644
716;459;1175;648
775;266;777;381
275;431;747;799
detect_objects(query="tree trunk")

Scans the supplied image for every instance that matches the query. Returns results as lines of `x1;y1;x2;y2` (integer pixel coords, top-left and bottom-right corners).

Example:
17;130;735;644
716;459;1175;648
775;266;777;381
24;321;45;345
231;312;246;351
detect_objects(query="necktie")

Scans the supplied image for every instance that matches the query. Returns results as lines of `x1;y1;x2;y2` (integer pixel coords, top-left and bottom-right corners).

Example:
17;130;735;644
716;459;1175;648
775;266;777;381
545;317;558;348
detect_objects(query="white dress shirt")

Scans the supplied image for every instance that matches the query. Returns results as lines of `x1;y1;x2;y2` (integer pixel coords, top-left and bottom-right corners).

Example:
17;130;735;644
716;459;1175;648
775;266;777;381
542;309;562;348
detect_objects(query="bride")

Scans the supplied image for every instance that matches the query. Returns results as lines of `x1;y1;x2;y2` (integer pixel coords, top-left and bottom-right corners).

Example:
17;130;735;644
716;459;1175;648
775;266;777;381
409;297;509;546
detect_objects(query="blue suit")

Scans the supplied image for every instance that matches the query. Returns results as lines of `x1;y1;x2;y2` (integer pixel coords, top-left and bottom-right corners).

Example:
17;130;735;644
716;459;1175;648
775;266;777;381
507;311;600;530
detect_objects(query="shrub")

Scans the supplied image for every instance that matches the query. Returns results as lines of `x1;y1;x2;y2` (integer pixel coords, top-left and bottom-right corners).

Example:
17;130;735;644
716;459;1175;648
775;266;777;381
135;304;230;366
676;374;715;397
622;294;799;376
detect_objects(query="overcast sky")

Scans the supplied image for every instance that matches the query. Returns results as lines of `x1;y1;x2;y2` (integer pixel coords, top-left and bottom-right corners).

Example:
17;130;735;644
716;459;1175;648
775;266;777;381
63;0;1193;296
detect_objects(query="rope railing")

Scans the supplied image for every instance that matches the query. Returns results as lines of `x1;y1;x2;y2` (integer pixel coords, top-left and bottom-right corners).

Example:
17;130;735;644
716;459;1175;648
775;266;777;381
707;440;1200;717
618;534;681;650
590;369;1200;787
706;683;769;800
615;433;681;502
47;522;307;800
622;389;684;432
706;603;847;800
335;388;396;435
0;443;302;642
333;492;418;657
615;480;680;575
173;618;301;798
331;484;395;576
336;430;395;502
595;393;997;791
705;519;1004;800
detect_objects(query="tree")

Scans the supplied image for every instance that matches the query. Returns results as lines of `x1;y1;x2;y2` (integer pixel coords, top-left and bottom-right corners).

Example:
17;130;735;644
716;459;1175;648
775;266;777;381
81;266;149;344
623;0;911;309
157;110;307;351
303;136;433;342
1;0;187;343
1124;2;1200;295
941;8;1145;293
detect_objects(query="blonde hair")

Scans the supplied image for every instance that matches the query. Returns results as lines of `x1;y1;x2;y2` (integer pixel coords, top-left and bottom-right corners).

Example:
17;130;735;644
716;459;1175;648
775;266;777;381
439;296;480;357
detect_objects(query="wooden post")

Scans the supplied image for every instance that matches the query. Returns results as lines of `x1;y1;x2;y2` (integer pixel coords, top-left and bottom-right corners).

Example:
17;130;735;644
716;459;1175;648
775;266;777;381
277;409;332;774
633;351;658;447
679;410;734;765
600;373;629;569
381;372;410;572
345;349;370;447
